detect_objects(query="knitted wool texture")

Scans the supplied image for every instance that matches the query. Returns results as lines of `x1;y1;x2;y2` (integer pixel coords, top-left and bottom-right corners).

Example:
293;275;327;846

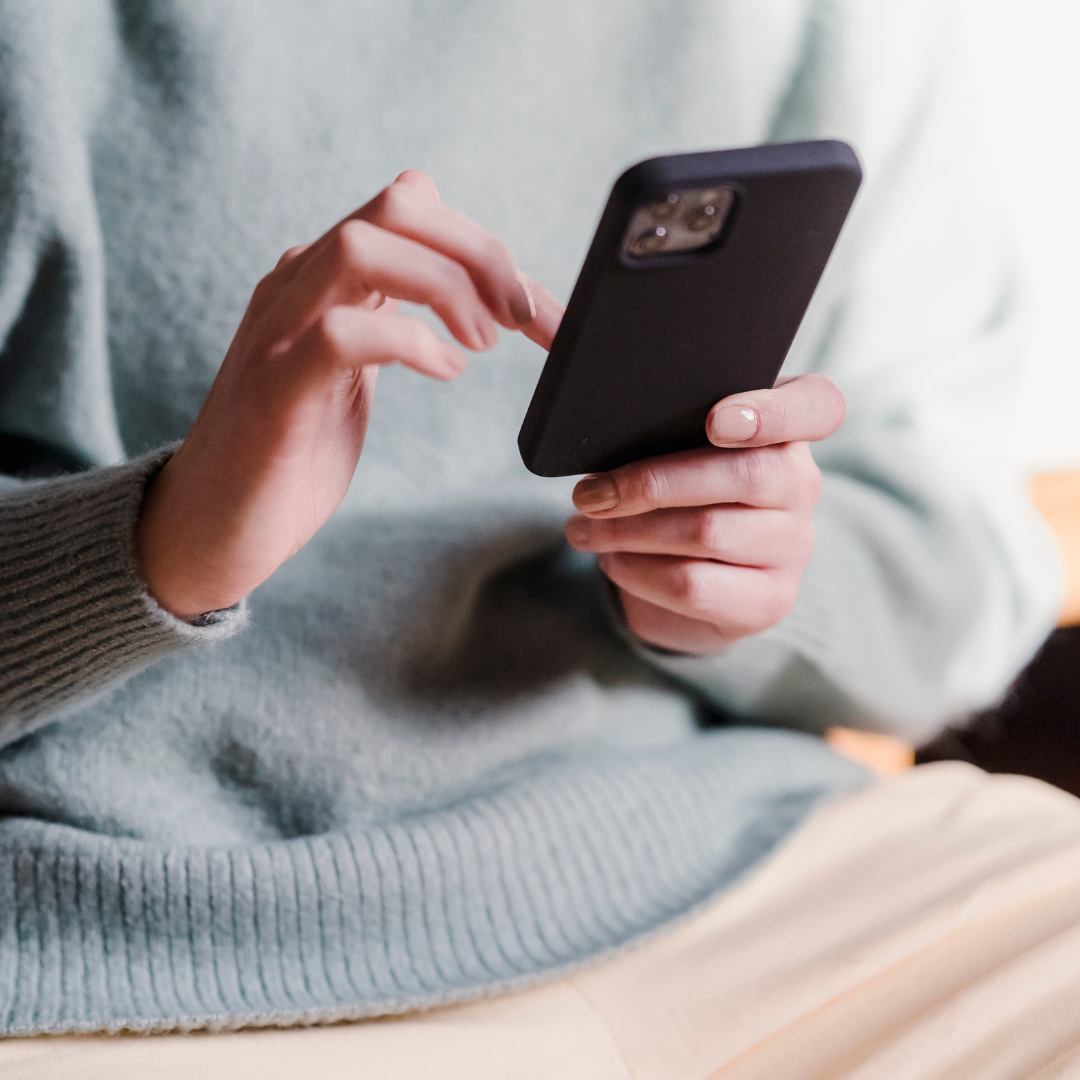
0;0;1058;1034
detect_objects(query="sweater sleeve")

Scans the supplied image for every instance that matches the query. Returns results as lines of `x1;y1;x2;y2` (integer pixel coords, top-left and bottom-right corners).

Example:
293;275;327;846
632;0;1062;744
0;449;247;747
0;11;246;747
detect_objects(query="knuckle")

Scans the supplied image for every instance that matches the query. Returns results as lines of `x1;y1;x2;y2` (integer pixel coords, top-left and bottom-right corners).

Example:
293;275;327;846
380;182;412;220
365;189;389;221
315;308;349;350
366;183;409;226
626;462;667;509
672;561;714;612
399;317;433;357
275;243;308;269
334;219;370;267
424;269;476;326
251;271;278;302
433;259;472;305
692;508;727;553
737;446;780;500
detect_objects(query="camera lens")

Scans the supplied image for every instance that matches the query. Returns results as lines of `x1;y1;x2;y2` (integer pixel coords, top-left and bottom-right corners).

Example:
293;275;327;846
684;204;719;232
631;226;669;255
649;194;680;221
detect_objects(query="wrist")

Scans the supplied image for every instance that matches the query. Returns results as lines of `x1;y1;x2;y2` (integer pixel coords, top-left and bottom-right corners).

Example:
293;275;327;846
133;456;243;621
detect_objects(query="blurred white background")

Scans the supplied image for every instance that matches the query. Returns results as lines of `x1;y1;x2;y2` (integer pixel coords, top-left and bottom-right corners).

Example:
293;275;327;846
959;0;1080;472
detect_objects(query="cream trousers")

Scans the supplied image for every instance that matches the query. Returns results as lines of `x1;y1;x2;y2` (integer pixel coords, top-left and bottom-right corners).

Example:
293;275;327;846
5;762;1080;1080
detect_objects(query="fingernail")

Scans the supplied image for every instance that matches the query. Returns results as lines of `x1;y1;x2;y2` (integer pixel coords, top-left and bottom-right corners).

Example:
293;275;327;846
565;516;589;545
573;475;619;513
709;405;758;444
510;270;536;326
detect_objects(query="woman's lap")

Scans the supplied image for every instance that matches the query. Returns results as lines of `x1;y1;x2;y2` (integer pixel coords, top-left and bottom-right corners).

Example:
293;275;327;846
5;762;1080;1080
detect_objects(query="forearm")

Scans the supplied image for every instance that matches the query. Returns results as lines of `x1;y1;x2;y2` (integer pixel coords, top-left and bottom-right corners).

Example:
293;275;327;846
0;447;246;746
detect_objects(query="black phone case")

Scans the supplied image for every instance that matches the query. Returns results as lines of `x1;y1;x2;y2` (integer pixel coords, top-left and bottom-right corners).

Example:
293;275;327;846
518;140;862;477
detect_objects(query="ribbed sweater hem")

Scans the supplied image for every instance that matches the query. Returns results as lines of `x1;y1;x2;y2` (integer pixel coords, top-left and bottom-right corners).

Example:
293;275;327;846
0;728;867;1036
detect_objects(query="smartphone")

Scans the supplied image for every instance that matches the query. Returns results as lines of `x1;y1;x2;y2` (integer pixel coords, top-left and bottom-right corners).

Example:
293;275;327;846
518;140;862;477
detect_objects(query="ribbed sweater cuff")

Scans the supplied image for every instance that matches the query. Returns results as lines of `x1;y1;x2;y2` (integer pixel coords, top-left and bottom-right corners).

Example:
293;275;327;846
0;448;247;742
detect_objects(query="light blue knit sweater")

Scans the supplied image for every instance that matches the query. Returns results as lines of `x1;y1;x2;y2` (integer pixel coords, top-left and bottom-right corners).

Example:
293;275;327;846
0;0;1058;1035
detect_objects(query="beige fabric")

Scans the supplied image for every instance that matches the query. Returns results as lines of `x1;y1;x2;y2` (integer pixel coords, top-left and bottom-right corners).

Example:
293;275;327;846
5;762;1080;1080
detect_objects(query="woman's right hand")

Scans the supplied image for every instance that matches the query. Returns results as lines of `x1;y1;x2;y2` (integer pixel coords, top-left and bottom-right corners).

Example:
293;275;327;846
134;170;563;620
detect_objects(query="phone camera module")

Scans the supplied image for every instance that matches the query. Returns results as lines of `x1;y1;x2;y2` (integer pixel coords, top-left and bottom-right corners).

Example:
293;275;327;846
621;185;735;260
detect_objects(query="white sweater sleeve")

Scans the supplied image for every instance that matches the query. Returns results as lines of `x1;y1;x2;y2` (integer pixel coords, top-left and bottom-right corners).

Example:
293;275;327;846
640;0;1062;744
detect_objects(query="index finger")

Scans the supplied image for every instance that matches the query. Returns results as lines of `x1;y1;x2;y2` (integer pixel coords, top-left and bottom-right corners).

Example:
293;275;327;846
571;442;815;518
351;180;536;331
706;373;846;448
516;272;564;351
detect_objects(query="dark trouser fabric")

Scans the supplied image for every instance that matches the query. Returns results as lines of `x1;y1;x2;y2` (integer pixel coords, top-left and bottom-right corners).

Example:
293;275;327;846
917;628;1080;797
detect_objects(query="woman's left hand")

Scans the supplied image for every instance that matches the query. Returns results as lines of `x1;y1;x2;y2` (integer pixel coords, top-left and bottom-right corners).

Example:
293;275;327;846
564;374;846;654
